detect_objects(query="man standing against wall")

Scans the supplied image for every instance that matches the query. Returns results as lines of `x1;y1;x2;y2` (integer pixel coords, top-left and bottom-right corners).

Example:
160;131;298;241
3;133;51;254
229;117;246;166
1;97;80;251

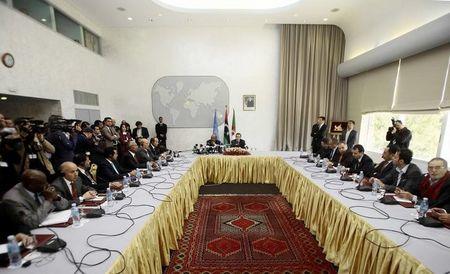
310;116;327;154
155;117;167;148
340;120;357;149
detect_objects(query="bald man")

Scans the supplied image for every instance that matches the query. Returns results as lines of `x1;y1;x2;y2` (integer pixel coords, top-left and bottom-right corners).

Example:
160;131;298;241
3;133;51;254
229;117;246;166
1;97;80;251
2;169;69;229
121;141;146;170
52;162;96;204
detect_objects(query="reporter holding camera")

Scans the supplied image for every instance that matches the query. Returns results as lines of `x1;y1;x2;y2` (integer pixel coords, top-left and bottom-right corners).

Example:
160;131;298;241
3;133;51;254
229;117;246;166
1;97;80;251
386;119;412;149
22;125;56;179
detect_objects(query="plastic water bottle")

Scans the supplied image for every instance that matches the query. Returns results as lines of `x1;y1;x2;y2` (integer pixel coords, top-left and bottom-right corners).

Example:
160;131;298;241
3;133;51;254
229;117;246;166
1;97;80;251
146;161;153;176
136;169;142;181
123;176;129;188
322;158;328;171
372;181;379;195
358;171;364;184
418;198;429;218
71;203;81;227
7;235;22;268
106;187;113;207
337;164;342;174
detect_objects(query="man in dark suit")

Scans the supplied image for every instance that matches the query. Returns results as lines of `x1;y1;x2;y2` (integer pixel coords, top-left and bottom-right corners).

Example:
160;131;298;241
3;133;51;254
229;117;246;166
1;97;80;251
372;146;399;181
52;162;96;204
132;121;150;142
96;147;136;184
47;128;77;169
149;137;162;159
75;127;95;155
121;141;146;170
136;139;158;163
310;116;327;154
386;120;412;149
206;134;222;146
349;144;374;178
155;117;167;148
318;137;332;159
340;120;357;149
330;142;353;167
370;148;422;193
230;133;246;149
2;169;69;229
396;157;450;209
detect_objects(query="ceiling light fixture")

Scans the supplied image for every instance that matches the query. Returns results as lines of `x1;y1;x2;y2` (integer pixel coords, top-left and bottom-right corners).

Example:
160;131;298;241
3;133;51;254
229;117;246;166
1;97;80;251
158;13;163;17
0;96;7;100
323;18;328;21
41;18;47;22
127;17;133;21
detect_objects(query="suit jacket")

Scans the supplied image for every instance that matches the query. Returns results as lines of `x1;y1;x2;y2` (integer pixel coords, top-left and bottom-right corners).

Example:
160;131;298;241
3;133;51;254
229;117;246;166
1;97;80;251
155;123;167;140
231;139;246;149
340;130;357;149
78;168;108;193
132;127;150;141
149;145;161;159
0;201;31;242
101;126;119;148
386;127;412;149
47;130;77;168
1;183;69;229
136;147;157;163
310;124;327;153
52;177;93;204
319;147;333;159
382;163;422;193
349;154;374;177
416;173;450;209
331;150;353;167
121;151;146;170
96;158;130;184
372;161;394;181
206;139;222;146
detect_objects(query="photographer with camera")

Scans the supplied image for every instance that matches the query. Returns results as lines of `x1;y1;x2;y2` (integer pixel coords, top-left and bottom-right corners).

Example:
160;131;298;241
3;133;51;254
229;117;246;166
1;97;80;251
46;118;78;170
18;120;55;180
386;118;412;149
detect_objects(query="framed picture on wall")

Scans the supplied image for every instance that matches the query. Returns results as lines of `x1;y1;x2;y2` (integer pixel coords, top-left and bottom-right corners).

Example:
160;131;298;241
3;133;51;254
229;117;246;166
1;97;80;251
243;95;256;111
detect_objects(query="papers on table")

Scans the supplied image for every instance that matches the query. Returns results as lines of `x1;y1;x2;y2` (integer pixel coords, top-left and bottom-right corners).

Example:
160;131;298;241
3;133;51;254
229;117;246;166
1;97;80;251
39;209;71;227
393;196;414;204
89;196;105;202
0;243;7;254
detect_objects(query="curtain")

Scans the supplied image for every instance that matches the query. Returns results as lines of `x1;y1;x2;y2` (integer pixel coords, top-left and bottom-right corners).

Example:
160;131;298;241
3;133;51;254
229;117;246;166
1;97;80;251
276;24;348;151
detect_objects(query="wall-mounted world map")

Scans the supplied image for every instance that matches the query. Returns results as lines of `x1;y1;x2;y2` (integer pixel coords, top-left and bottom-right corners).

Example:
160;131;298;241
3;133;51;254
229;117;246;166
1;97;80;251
151;76;229;128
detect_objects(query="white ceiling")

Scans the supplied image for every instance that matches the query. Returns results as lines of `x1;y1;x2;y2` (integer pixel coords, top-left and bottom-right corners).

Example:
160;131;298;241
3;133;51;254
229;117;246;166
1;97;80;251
64;0;450;29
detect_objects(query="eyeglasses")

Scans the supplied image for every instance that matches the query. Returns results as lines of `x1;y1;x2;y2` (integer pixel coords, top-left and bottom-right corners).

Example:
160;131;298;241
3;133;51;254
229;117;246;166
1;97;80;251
428;165;444;170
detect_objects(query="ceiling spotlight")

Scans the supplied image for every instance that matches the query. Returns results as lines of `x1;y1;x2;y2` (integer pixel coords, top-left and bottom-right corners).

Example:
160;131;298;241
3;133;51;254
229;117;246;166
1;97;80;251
331;8;339;12
127;17;133;21
323;18;328;21
41;18;47;22
117;7;126;11
0;96;7;100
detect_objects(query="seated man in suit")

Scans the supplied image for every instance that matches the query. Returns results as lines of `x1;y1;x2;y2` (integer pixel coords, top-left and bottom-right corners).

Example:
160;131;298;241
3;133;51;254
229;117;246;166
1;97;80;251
149;137;162;159
349;144;374;178
369;148;422;193
52;162;96;204
371;146;399;181
329;142;353;167
2;169;69;229
96;147;136;184
136;139;158;163
318;137;331;159
206;134;222;146
396;157;450;209
121;141;147;170
132;121;149;142
230;133;246;149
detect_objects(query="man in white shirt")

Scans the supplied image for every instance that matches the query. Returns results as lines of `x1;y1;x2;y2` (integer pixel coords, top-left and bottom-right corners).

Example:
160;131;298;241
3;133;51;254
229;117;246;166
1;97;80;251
340;120;357;150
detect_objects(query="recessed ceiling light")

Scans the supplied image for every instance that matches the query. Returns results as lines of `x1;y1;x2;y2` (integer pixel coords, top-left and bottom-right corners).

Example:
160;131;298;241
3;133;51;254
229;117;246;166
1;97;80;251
331;8;339;12
117;7;126;11
127;17;133;21
323;18;328;21
41;18;47;22
158;13;163;17
293;13;298;17
0;96;7;100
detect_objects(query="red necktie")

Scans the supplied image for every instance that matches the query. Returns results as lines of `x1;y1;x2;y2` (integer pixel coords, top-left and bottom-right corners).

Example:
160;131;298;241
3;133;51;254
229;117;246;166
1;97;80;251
71;182;78;200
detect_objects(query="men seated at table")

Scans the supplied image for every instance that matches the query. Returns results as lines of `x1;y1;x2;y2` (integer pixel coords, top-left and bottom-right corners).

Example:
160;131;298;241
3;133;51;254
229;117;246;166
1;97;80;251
136;138;158;163
121;141;147;170
206;134;222;146
395;158;450;209
371;146;399;181
96;147;136;184
318;137;331;159
325;138;339;160
52;162;97;204
149;137;162;158
367;148;422;193
349;144;374;177
329;141;353;167
2;169;69;229
231;133;246;149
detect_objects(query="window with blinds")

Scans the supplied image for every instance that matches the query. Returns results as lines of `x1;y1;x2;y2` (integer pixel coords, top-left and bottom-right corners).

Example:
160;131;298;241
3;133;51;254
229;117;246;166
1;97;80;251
73;90;99;106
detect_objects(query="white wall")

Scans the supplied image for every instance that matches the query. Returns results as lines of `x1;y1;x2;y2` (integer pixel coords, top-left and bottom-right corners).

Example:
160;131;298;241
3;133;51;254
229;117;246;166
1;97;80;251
0;4;107;119
100;25;280;151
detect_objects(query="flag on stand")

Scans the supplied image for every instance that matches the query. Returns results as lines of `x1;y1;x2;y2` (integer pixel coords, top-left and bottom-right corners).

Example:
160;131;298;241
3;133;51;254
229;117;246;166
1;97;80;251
223;106;230;145
212;109;219;140
231;108;236;139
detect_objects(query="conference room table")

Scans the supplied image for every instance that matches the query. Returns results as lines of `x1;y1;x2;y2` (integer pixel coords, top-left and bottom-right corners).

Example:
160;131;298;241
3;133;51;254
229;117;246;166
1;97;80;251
3;152;450;274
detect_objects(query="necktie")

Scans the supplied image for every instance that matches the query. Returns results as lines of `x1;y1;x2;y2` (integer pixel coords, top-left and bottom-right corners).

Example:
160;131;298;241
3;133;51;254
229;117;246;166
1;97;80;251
86;171;96;184
110;161;120;174
34;193;41;206
396;171;403;186
71;182;78;200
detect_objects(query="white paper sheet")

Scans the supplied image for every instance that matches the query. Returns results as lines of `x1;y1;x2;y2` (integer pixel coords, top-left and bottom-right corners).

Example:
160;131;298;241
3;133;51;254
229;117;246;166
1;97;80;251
0;243;7;254
394;196;414;204
39;209;71;227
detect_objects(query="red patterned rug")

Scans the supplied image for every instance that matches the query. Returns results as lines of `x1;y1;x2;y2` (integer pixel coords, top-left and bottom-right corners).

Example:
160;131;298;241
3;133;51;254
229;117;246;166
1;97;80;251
165;195;337;274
